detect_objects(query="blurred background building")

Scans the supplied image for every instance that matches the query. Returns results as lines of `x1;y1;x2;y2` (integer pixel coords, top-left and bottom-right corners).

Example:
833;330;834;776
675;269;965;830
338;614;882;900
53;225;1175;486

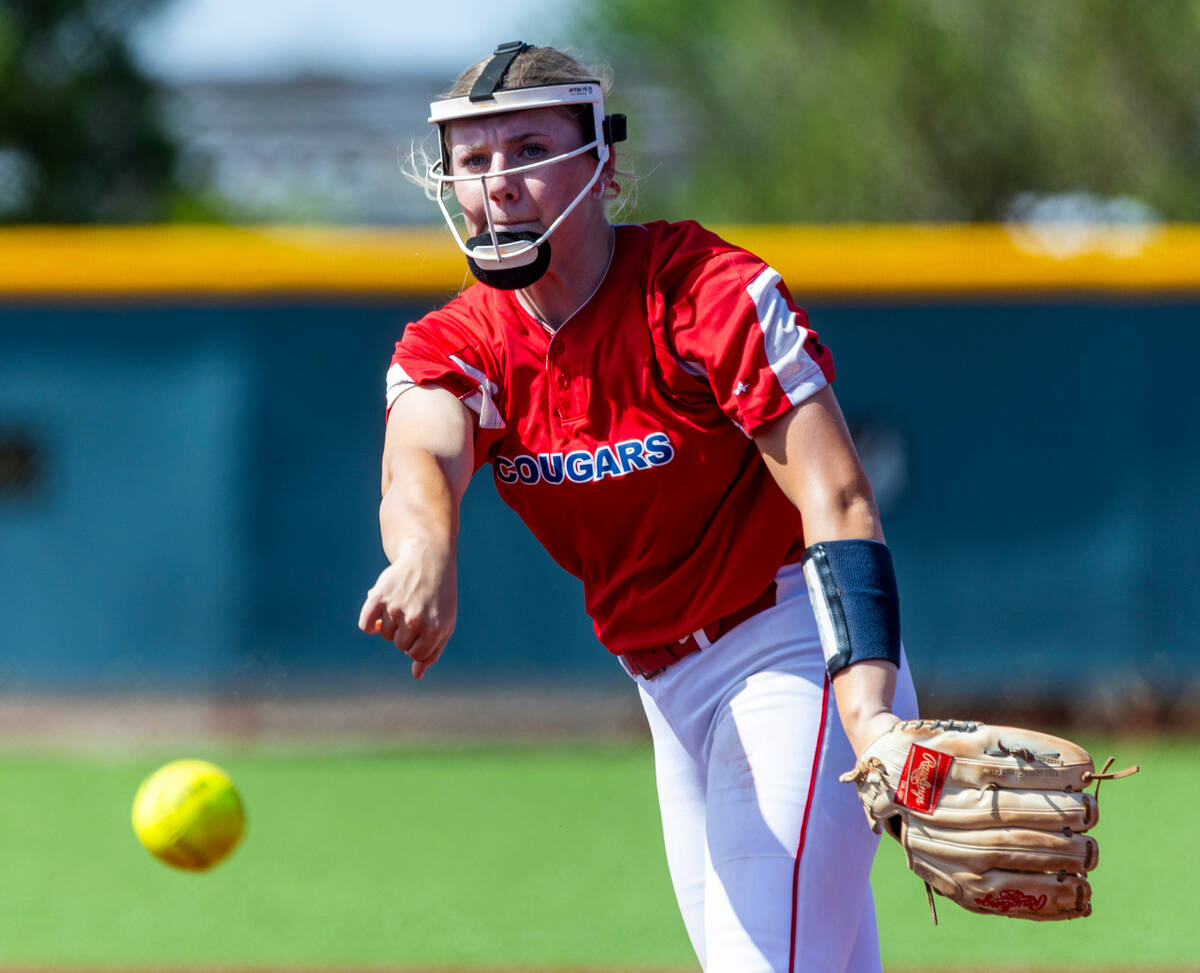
163;75;441;224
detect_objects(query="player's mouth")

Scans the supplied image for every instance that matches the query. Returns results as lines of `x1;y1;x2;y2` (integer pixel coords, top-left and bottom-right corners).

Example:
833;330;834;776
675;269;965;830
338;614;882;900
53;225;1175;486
492;222;542;234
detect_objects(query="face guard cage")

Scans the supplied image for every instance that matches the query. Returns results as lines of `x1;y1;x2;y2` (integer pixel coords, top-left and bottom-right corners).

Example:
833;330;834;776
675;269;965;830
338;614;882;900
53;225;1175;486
427;81;627;270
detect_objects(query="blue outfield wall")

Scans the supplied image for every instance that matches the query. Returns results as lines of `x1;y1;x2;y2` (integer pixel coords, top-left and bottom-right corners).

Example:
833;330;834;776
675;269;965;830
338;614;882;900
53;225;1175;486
0;297;1197;701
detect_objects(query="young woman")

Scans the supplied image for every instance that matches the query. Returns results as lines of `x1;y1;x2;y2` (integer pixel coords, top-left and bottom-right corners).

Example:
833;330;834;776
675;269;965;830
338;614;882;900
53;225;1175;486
359;41;919;973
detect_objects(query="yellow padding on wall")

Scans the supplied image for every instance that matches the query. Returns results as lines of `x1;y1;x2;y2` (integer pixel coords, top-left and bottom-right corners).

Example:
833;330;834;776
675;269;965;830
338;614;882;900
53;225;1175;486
0;223;1196;298
0;226;466;298
723;224;1200;295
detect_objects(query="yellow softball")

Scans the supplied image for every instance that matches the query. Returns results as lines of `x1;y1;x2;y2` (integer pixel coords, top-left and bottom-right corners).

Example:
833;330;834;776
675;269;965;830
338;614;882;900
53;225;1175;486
131;759;245;871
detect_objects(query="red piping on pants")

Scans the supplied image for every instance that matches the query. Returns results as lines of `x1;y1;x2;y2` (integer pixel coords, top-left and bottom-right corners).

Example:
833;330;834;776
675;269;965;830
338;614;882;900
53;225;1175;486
788;673;830;972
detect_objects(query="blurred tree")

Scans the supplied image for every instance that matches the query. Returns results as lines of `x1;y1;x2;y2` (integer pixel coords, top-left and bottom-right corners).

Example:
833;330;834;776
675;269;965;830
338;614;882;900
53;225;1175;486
575;0;1200;222
0;0;177;222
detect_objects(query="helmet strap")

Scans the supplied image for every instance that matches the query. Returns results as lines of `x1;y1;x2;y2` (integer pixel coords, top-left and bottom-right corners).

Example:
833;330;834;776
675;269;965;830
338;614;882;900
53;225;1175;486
470;41;531;102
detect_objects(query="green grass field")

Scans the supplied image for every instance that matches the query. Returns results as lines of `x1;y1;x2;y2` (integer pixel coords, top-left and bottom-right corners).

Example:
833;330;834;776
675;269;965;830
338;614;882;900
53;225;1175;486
0;734;1191;971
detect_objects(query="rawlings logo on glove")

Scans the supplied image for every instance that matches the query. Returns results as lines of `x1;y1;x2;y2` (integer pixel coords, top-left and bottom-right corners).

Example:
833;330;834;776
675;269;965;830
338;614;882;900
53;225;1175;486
895;744;953;812
975;889;1048;914
841;720;1138;923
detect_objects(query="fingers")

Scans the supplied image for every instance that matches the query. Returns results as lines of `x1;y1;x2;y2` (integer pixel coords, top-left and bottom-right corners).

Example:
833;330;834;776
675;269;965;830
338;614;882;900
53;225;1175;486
411;653;438;680
358;591;415;645
358;591;452;679
357;593;383;634
359;592;420;650
388;611;418;655
411;638;447;680
404;624;450;680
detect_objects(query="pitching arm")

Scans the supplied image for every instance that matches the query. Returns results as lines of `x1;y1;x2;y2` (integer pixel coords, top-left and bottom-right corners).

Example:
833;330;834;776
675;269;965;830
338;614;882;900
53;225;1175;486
358;384;475;679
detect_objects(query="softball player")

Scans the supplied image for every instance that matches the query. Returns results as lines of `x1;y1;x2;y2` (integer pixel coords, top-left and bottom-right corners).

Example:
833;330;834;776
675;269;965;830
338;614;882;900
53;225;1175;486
358;41;919;972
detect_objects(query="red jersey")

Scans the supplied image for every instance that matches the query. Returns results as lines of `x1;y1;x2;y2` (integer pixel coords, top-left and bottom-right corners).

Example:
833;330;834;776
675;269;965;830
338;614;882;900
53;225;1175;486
388;220;835;654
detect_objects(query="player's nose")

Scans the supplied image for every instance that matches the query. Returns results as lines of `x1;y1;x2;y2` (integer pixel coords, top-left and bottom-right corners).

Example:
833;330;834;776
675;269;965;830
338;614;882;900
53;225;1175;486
486;167;521;203
483;152;524;199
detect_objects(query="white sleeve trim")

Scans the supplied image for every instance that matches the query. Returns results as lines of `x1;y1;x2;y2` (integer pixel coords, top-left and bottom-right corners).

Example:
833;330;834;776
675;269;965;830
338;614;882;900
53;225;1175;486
448;354;505;430
386;358;506;431
386;362;415;412
746;267;828;406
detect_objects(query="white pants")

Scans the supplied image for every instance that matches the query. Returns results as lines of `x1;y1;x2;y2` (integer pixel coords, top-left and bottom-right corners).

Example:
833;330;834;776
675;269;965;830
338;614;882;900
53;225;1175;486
630;564;919;973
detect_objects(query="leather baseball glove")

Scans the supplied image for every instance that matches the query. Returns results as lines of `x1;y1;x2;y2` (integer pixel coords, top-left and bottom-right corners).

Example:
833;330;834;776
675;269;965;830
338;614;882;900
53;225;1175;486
840;719;1138;922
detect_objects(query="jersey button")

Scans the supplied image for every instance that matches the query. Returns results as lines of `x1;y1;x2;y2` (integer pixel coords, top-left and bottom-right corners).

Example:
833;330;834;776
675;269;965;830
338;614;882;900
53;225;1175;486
549;342;564;358
557;374;570;389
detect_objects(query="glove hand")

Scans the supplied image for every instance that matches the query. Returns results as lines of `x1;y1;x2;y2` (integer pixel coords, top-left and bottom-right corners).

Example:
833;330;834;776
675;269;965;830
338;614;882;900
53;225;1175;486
841;719;1138;922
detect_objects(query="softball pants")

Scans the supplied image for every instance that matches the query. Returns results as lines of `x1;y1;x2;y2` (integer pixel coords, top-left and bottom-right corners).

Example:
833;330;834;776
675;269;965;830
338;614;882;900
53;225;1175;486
631;564;920;973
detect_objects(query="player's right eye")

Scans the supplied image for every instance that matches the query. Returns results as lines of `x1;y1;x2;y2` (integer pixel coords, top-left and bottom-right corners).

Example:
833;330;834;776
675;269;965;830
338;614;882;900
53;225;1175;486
455;153;490;172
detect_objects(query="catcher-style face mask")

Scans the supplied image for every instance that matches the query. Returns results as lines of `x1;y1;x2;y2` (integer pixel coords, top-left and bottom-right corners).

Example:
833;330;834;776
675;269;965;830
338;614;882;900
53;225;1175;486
427;41;627;290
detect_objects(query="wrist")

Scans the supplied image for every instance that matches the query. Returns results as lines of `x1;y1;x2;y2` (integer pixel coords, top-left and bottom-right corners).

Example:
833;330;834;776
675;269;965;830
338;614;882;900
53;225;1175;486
386;532;454;568
831;658;901;757
846;711;901;758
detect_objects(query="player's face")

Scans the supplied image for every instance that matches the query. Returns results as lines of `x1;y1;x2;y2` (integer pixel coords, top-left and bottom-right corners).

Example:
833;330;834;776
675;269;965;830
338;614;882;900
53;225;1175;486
445;107;603;248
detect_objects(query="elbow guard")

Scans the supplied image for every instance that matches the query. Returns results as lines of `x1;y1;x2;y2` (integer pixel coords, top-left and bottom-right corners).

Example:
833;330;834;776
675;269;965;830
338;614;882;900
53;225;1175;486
801;539;901;677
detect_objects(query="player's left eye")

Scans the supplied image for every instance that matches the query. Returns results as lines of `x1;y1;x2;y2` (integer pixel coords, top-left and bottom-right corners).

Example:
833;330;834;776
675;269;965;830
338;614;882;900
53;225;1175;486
520;143;548;160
